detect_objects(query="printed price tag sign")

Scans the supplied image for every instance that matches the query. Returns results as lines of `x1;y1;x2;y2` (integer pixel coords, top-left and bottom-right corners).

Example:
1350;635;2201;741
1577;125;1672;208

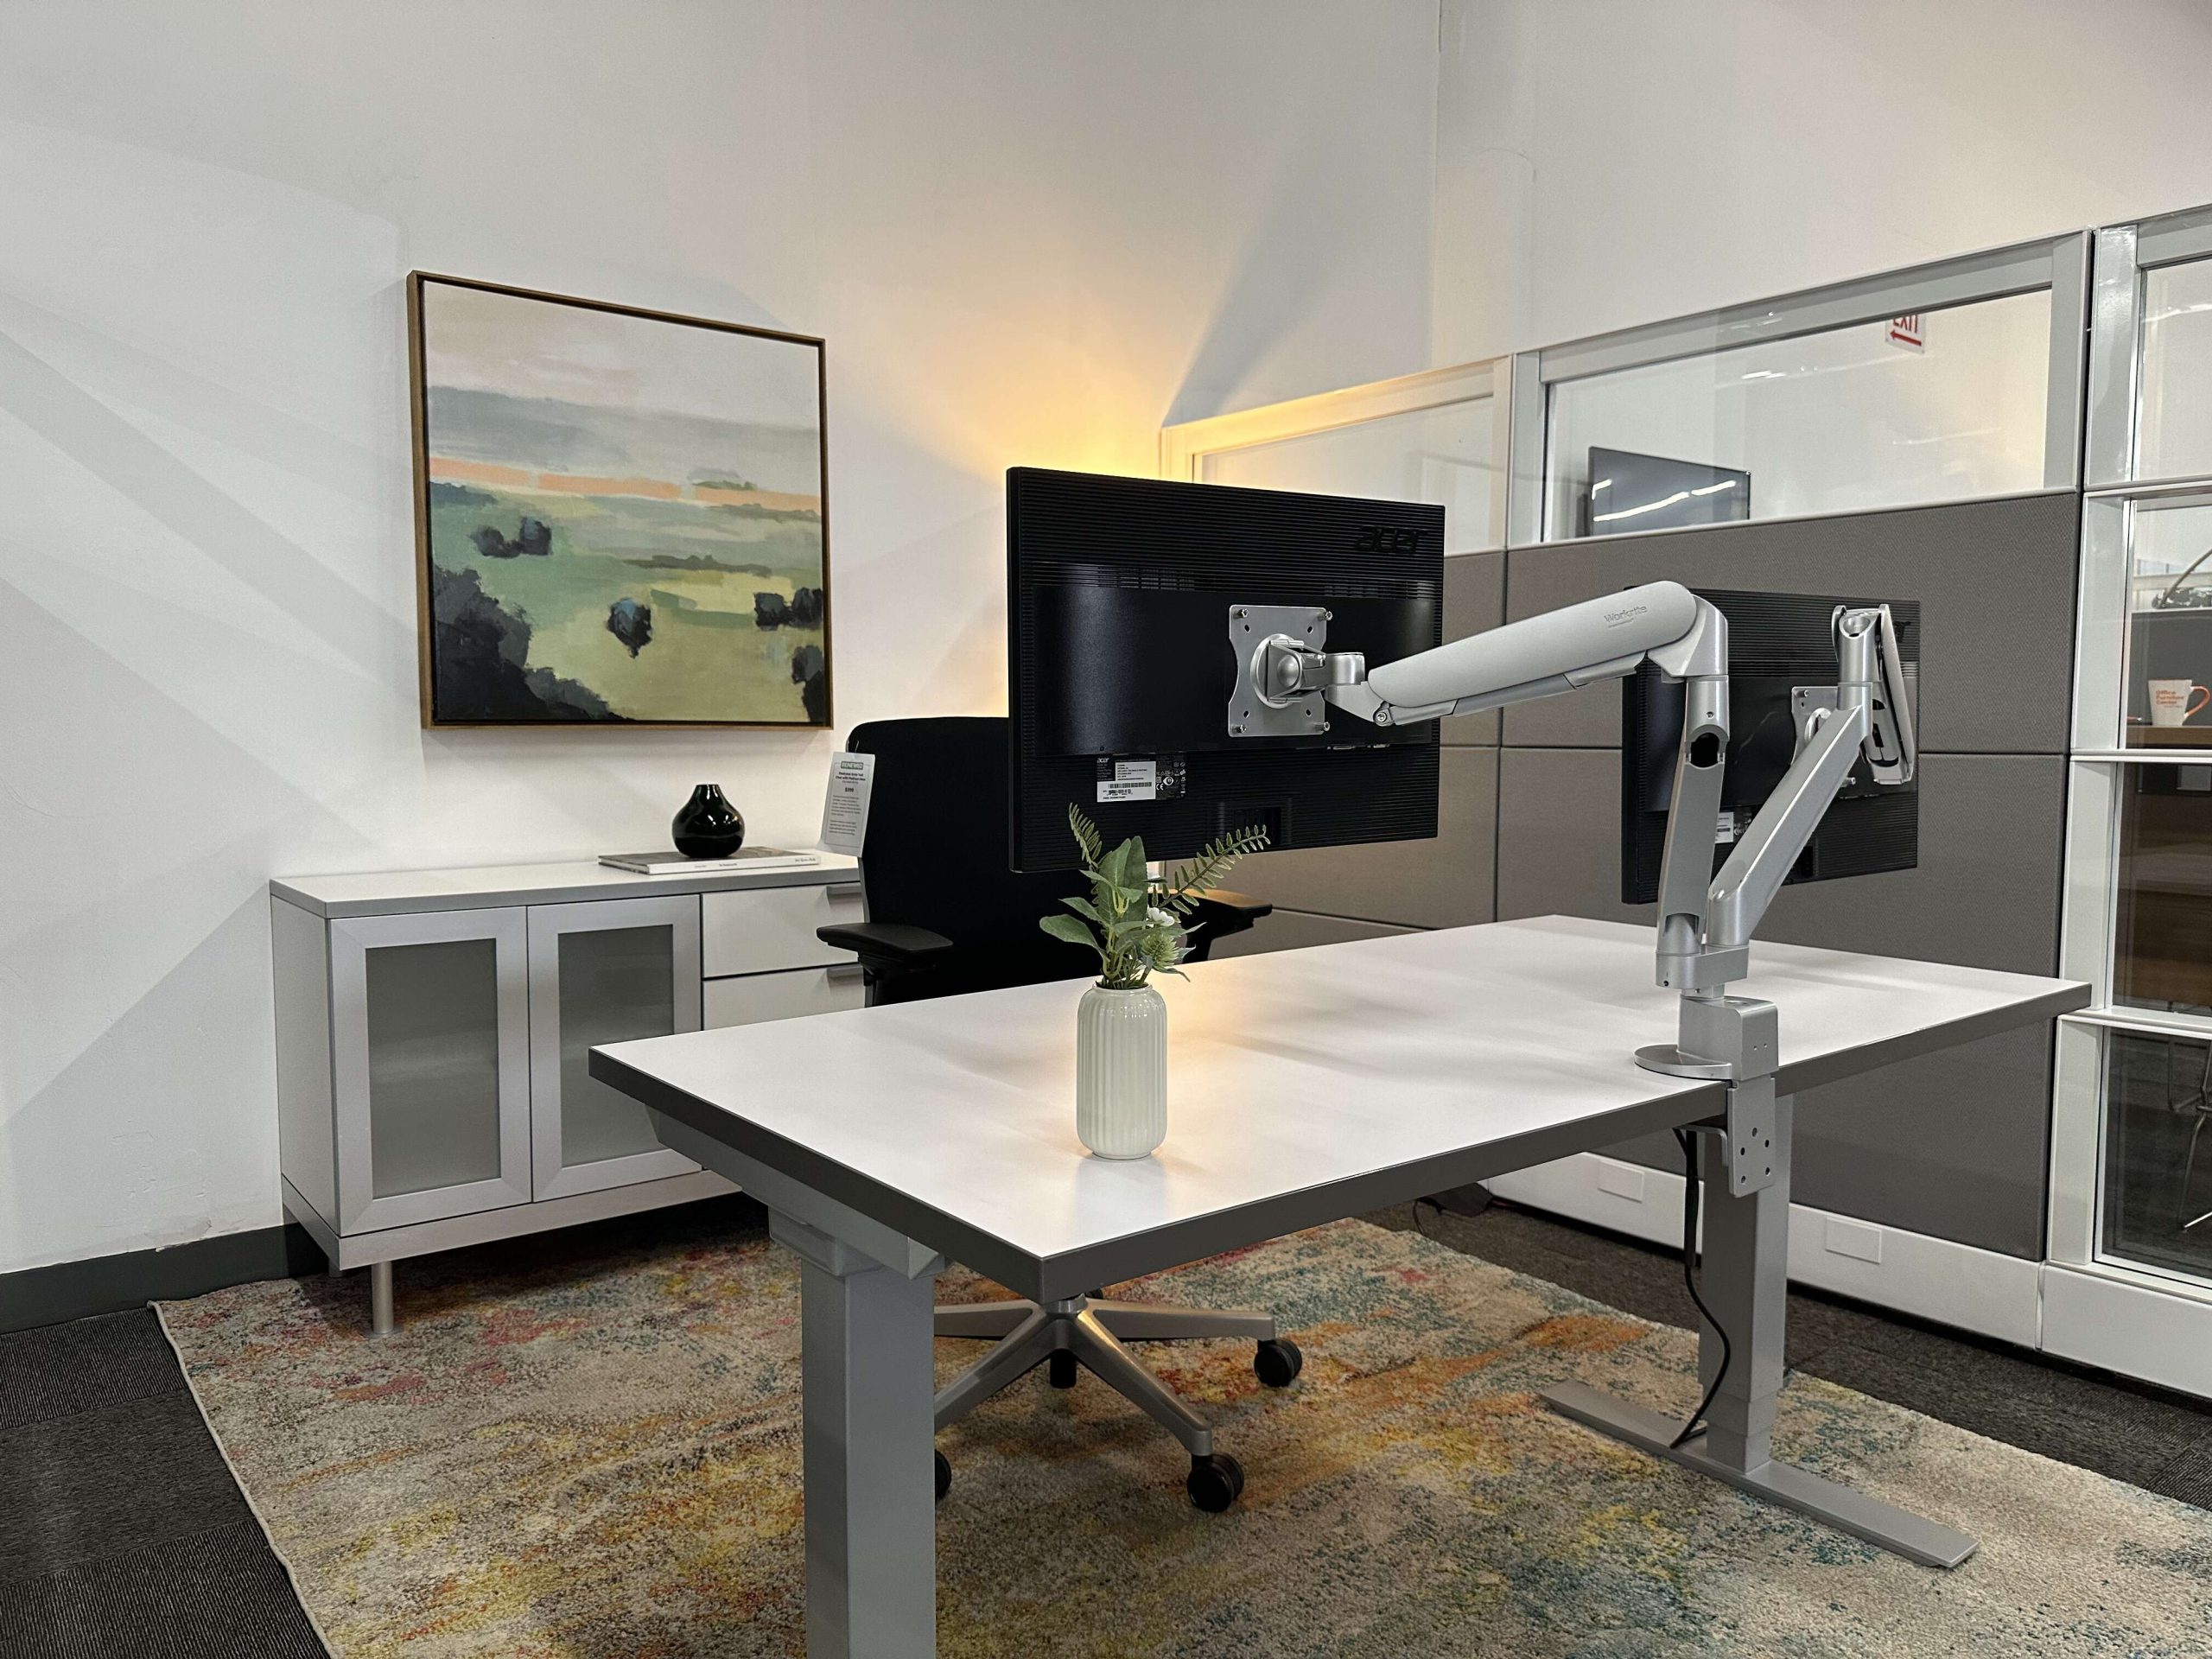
820;752;875;856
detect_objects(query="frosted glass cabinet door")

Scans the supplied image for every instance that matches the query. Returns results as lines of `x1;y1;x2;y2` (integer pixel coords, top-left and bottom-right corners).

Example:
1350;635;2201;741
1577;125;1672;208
527;896;702;1200
330;908;533;1233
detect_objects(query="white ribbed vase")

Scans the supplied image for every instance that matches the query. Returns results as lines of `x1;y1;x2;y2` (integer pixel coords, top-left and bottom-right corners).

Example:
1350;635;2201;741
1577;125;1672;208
1075;983;1167;1158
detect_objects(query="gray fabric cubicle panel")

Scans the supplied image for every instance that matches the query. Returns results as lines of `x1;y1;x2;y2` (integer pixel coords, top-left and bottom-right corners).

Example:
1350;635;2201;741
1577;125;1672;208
1497;491;2081;754
1440;551;1503;747
1230;747;1498;929
1495;748;2065;974
1496;746;2064;1258
1601;1026;2053;1261
1205;908;1414;959
1796;1025;2053;1258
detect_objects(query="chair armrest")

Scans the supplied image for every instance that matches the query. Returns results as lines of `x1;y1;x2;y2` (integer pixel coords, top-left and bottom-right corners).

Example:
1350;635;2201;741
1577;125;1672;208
1187;889;1272;934
817;922;958;976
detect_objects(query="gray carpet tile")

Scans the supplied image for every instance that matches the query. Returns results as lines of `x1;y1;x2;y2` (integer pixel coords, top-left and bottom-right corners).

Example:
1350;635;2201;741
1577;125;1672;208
0;1310;189;1434
2147;1436;2212;1510
0;1394;254;1581
1802;1339;2212;1494
0;1518;324;1659
1767;1283;1893;1357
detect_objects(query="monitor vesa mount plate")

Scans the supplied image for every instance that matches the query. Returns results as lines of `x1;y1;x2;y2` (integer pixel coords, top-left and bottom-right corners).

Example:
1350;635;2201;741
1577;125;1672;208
1227;604;1338;738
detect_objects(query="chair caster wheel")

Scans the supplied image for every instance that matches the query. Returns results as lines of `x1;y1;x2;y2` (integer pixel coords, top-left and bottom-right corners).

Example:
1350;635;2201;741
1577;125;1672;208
1254;1338;1303;1388
1049;1350;1079;1389
1186;1452;1245;1513
935;1450;951;1503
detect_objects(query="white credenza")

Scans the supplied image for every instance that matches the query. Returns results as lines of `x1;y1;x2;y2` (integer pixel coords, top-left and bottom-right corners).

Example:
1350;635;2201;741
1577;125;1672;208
270;855;865;1332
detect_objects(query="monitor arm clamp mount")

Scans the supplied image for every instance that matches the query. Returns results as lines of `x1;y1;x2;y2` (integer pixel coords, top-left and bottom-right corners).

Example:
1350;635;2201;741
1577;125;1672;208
1233;581;1916;1195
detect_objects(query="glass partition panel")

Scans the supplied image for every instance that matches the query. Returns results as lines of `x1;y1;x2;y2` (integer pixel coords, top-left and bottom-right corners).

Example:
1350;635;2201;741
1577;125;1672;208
2120;495;2212;747
365;938;504;1199
2138;258;2212;483
2113;765;2212;1017
556;923;678;1169
1161;361;1506;553
1198;397;1497;555
1544;290;2052;538
2101;1027;2212;1281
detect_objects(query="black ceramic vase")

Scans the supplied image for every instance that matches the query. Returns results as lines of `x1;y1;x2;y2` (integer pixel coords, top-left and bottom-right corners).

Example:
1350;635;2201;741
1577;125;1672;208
671;784;746;859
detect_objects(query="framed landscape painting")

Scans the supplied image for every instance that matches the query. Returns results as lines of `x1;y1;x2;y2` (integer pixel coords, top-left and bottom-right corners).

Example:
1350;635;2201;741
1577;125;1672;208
407;273;830;728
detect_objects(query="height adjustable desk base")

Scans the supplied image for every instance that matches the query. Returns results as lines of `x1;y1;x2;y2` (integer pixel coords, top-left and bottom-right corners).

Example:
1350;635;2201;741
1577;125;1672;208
1548;1044;1975;1570
1540;1384;1977;1568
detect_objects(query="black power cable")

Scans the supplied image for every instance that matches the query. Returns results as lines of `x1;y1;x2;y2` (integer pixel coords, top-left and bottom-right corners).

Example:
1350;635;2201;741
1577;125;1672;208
1412;1150;1731;1452
1669;1124;1733;1451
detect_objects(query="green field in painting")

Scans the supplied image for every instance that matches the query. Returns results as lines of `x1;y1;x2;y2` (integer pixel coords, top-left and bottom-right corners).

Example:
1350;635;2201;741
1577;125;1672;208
429;484;823;722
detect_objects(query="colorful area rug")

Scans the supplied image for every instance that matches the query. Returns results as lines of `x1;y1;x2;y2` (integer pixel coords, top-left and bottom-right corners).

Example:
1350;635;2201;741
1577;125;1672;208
159;1216;2212;1657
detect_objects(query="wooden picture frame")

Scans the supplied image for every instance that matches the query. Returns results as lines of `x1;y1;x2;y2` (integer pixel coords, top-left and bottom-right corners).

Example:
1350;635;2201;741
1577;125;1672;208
406;272;832;728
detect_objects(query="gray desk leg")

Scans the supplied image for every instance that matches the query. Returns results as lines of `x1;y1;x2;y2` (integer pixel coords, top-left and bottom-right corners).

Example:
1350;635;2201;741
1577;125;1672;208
1695;1096;1788;1471
1543;1093;1978;1568
772;1210;943;1659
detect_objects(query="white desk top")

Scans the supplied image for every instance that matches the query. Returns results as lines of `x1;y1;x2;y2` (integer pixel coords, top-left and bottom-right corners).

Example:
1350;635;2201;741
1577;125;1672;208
271;852;860;918
592;915;2085;1299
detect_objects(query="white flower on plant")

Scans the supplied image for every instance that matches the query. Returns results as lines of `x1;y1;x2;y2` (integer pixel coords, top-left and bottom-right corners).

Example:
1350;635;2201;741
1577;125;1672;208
1147;906;1176;927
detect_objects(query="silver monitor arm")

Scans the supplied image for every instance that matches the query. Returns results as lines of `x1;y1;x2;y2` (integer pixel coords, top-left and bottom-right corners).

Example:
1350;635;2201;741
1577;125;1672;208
1235;582;1916;1084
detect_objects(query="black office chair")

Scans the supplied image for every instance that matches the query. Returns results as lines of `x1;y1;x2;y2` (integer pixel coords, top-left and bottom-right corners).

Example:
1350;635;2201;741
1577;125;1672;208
819;715;1270;1000
817;716;1301;1511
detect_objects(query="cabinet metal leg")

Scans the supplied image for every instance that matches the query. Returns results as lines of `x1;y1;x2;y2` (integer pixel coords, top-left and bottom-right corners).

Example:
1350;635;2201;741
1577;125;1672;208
369;1261;395;1337
1543;1093;1978;1568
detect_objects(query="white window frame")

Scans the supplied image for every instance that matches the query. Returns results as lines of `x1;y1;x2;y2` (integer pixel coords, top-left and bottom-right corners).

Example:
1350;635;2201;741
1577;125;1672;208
1158;358;1511;553
2083;205;2212;490
2052;200;2212;1332
1509;232;2093;545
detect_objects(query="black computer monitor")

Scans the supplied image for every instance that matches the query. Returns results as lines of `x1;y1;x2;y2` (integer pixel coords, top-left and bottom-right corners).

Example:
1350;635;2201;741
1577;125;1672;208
1621;588;1919;904
1007;467;1444;873
1587;448;1751;537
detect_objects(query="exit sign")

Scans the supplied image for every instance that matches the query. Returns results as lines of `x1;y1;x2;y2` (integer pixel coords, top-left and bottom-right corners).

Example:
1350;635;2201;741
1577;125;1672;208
1885;313;1926;351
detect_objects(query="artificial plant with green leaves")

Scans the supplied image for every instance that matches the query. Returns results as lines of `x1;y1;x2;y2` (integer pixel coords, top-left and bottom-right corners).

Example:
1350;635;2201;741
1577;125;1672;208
1039;804;1269;989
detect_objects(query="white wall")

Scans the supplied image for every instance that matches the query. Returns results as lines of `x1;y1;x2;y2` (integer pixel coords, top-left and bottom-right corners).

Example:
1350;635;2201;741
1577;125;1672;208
1435;0;2212;360
0;0;1440;1275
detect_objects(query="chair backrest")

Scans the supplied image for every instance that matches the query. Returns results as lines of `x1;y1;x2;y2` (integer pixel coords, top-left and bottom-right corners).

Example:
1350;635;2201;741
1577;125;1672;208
849;716;1085;948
